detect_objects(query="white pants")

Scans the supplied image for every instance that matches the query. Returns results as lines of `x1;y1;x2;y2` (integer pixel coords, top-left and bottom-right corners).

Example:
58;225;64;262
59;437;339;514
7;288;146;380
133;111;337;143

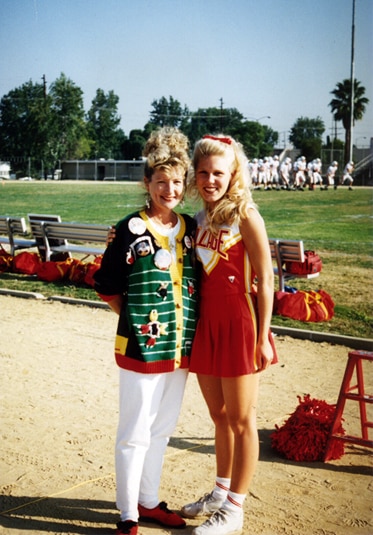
116;367;188;521
343;173;353;185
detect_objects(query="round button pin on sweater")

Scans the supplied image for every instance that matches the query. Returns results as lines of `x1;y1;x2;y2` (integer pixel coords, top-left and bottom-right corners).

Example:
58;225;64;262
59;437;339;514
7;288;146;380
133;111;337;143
128;217;146;235
154;249;172;270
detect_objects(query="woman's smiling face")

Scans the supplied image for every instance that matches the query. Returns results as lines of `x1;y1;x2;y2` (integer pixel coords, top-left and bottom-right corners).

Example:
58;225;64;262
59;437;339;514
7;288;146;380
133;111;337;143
195;154;233;207
145;166;185;213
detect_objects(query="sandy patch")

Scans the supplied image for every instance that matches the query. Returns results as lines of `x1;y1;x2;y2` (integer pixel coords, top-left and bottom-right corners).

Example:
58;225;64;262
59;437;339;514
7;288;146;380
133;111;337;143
0;295;372;534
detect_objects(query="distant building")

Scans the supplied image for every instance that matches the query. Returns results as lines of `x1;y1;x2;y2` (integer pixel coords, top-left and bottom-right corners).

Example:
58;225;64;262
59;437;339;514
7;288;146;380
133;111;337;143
61;159;145;181
0;161;11;180
353;138;373;186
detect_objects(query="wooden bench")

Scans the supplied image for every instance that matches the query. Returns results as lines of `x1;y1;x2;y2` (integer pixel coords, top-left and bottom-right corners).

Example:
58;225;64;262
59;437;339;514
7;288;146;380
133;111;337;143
269;238;320;291
28;214;66;261
34;219;111;261
0;216;37;256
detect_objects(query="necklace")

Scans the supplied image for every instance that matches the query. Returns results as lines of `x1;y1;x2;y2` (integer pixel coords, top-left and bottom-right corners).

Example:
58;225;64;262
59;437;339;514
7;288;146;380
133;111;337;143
146;209;178;229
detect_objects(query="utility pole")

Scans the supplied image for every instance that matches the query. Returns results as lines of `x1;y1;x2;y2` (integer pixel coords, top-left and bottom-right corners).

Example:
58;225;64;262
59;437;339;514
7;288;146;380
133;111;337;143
219;98;224;131
42;74;47;99
41;74;47;180
349;0;355;163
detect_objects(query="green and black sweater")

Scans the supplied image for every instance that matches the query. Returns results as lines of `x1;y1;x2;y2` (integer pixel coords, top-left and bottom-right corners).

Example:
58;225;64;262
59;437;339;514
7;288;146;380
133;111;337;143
94;210;198;373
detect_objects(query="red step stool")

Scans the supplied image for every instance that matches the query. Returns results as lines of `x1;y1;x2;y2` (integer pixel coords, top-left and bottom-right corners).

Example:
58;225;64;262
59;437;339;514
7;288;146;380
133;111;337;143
324;350;373;461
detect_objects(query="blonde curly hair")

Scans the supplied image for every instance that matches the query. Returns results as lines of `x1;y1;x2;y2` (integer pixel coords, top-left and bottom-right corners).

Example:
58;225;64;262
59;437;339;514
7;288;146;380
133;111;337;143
187;134;255;233
143;126;190;179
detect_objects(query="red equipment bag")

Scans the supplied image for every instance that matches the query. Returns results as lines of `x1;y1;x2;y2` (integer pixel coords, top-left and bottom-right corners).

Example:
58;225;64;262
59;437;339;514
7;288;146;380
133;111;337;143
0;246;13;272
285;250;322;275
274;289;334;322
13;251;42;275
84;256;102;287
37;258;75;282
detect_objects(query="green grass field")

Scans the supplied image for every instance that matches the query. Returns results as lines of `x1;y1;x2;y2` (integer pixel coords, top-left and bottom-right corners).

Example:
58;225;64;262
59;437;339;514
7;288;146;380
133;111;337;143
1;181;372;338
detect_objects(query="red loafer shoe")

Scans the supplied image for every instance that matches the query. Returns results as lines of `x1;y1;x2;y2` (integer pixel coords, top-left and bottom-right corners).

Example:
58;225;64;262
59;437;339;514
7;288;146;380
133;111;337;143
115;520;138;535
138;501;186;529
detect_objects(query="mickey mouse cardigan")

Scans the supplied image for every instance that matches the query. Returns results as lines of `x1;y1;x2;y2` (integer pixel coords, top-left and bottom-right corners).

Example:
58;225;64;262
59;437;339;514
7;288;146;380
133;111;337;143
94;210;198;373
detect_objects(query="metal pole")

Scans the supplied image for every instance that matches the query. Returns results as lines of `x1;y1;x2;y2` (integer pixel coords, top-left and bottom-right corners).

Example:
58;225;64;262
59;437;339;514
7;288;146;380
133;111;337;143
349;0;356;163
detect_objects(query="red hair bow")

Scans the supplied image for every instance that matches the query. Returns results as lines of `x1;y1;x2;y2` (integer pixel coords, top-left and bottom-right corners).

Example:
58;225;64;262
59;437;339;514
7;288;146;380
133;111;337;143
202;135;232;145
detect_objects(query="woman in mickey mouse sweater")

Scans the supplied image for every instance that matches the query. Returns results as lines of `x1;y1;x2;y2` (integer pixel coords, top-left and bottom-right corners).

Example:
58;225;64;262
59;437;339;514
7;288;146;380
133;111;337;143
94;127;197;535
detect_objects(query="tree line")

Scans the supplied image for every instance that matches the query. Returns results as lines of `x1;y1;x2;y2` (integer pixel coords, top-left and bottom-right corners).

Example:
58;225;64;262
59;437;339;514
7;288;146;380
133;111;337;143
0;72;368;177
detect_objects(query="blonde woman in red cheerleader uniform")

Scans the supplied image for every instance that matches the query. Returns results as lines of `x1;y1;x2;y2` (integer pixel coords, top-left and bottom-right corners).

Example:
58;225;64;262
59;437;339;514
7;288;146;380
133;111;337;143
182;134;278;535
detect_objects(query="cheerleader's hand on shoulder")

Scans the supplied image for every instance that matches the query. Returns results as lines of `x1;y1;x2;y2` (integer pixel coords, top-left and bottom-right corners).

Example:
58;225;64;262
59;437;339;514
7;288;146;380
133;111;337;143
106;226;116;247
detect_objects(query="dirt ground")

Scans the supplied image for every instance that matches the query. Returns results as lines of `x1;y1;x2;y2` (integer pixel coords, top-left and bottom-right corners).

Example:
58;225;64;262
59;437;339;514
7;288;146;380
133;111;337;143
0;294;372;535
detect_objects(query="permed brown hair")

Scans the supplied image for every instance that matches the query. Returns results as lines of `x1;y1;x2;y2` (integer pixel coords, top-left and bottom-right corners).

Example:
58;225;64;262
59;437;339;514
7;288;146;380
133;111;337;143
143;126;190;180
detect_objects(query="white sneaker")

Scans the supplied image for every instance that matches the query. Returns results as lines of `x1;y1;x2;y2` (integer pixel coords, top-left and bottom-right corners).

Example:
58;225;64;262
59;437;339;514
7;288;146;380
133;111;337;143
192;508;243;535
181;492;223;518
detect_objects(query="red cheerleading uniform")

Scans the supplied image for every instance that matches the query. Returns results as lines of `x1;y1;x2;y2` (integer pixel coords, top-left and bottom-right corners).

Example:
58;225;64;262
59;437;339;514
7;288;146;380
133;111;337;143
190;211;278;377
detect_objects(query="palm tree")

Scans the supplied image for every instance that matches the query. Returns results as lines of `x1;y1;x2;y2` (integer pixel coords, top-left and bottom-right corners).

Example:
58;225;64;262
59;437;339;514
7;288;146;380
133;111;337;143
329;78;369;164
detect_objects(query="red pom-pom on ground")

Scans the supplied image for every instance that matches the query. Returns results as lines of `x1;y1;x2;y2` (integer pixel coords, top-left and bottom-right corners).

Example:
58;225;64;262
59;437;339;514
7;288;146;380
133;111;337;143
271;394;345;461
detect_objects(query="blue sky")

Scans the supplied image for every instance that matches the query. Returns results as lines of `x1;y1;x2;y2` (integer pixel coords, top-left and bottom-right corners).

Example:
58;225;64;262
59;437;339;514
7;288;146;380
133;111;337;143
1;0;372;146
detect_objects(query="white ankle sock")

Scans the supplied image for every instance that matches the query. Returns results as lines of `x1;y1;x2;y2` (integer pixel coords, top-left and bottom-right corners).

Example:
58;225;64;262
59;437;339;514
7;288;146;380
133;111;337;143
223;490;246;513
212;477;231;501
